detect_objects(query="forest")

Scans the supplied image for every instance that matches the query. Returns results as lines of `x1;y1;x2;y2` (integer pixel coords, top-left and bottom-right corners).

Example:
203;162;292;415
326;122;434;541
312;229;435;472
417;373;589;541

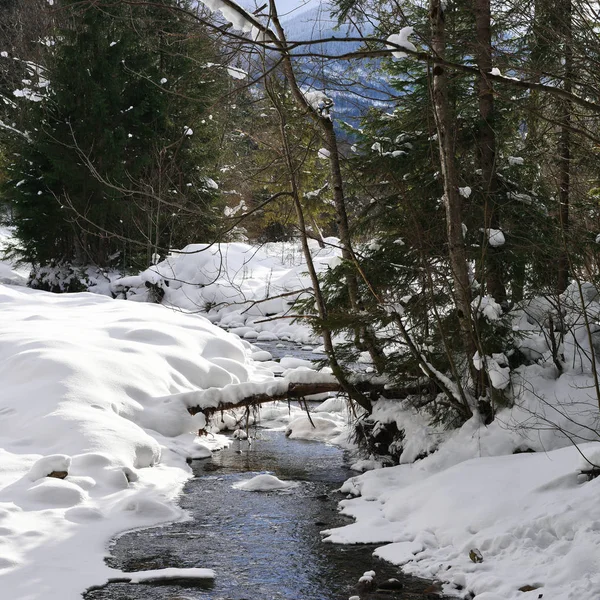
2;1;600;599
2;0;599;431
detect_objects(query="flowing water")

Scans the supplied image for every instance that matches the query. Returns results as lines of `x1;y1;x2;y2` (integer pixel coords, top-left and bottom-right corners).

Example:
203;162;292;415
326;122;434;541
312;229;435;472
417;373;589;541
84;429;446;600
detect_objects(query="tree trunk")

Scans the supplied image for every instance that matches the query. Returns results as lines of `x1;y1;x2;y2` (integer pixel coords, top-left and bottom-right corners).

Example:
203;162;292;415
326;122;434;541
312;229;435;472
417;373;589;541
430;0;478;400
268;81;372;413
556;0;572;294
474;0;506;305
268;0;386;372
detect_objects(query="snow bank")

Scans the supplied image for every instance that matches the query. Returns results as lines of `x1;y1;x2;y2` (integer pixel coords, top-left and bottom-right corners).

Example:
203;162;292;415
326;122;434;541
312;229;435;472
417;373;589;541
112;239;343;345
325;280;600;600
326;443;600;600
0;226;28;285
0;284;275;599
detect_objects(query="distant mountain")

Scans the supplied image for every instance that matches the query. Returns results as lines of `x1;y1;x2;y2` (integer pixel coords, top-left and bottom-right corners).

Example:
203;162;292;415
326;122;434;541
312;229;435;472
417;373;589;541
280;5;394;126
229;1;395;126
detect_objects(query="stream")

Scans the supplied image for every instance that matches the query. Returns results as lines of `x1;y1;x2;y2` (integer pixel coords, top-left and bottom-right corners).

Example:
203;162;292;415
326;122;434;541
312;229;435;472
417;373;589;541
84;342;449;600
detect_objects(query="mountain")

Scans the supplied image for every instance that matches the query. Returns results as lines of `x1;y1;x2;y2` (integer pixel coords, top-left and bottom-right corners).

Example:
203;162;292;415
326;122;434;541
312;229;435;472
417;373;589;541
280;5;394;126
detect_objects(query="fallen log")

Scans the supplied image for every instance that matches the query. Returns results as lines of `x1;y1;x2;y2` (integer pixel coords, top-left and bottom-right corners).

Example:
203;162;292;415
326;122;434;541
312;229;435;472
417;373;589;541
187;381;341;417
186;379;439;418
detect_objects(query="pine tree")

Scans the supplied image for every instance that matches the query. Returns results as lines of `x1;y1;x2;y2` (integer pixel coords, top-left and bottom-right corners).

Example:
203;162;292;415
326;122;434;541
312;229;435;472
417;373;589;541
4;0;225;270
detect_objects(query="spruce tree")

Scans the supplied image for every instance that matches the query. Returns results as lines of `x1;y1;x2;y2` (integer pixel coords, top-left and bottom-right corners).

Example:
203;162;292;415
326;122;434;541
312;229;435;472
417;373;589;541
4;0;225;270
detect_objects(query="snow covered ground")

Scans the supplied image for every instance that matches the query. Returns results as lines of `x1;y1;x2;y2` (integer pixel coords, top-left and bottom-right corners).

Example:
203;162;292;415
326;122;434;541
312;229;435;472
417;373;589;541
109;238;342;345
0;280;350;600
0;285;291;597
324;359;600;598
326;437;600;600
3;227;600;600
0;226;28;285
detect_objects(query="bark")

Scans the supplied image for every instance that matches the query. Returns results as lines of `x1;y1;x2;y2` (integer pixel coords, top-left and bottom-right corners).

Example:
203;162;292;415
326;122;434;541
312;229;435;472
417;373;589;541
430;0;478;400
474;0;506;304
556;0;572;294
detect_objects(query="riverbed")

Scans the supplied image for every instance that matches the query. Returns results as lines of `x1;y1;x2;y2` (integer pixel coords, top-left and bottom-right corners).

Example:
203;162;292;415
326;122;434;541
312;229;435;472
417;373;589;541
84;428;447;600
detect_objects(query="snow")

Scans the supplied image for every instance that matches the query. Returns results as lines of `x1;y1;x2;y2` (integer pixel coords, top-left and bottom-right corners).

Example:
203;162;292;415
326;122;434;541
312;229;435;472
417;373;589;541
473;352;511;390
13;87;43;102
233;473;294;491
4;222;600;600
286;415;345;443
303;90;333;115
472;295;503;321
111;239;343;345
321;283;600;600
387;27;417;59
326;443;600;600
122;567;214;583
200;0;254;33
227;66;248;80
459;186;471;198
175;369;337;413
318;147;331;159
0;226;29;285
27;455;71;481
0;283;269;598
198;0;273;41
486;228;506;247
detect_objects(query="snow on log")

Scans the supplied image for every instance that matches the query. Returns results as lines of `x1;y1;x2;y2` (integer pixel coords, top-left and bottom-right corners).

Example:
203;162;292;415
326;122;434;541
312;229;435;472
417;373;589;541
180;372;441;418
86;568;215;592
182;371;341;417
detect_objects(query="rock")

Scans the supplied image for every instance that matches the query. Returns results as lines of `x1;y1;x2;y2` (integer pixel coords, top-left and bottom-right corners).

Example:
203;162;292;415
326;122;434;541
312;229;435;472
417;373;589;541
519;584;541;592
423;582;443;594
377;577;403;591
357;571;377;592
47;471;68;479
469;548;483;563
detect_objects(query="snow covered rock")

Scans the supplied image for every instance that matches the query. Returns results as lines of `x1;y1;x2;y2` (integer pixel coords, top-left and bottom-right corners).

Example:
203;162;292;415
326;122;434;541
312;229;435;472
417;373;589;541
28;454;71;481
233;474;294;491
285;415;343;442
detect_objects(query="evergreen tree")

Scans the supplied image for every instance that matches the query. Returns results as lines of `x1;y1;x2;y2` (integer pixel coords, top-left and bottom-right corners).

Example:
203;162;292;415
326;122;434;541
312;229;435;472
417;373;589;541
3;0;225;269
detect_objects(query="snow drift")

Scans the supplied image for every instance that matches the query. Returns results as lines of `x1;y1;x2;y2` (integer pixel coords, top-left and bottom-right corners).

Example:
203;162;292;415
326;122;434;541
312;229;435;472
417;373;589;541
109;239;343;345
0;283;276;599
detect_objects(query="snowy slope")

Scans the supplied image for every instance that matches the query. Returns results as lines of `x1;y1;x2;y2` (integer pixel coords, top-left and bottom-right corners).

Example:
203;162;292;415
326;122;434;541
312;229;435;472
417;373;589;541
111;239;343;344
0;284;277;599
